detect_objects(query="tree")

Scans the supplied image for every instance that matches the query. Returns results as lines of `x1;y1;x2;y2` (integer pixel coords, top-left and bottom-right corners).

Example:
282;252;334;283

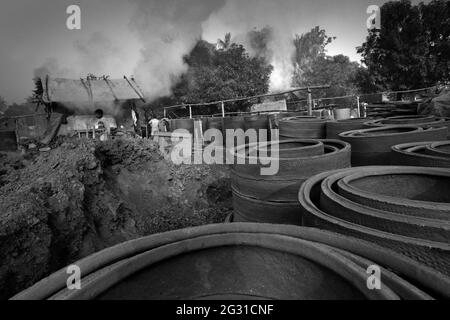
352;67;382;94
291;27;361;98
171;40;273;113
419;0;450;84
292;26;335;87
303;54;360;98
357;0;450;91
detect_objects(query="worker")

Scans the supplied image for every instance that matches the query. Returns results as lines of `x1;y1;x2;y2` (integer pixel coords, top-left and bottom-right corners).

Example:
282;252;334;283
94;109;109;141
149;117;160;140
131;108;139;135
159;118;170;132
96;121;108;141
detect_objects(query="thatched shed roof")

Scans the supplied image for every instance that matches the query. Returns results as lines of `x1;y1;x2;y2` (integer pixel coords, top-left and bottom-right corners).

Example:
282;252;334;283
40;76;146;103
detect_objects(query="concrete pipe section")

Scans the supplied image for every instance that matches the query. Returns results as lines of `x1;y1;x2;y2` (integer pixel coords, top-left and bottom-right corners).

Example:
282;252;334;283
244;115;269;131
366;115;441;126
171;118;195;134
206;117;223;132
336;167;450;221
339;125;448;166
391;141;450;168
223;116;245;131
326;118;369;140
12;223;450;300
363;116;450;139
298;166;450;279
424;141;450;158
230;139;351;224
279;116;327;140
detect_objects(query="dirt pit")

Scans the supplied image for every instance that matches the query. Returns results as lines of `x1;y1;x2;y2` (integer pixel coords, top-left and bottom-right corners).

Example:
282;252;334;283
0;137;232;299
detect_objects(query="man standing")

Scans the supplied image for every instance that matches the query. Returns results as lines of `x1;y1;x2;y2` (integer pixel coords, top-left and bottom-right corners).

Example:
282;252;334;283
149;117;160;140
94;109;108;141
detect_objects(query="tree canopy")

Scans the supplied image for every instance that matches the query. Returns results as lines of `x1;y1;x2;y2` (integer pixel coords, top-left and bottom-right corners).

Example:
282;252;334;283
357;0;450;91
292;26;335;87
292;26;364;98
303;55;361;98
171;38;273;114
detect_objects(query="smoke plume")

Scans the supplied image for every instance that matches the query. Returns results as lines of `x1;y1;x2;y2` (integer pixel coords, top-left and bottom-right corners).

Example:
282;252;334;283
33;57;76;79
74;32;128;77
202;0;304;92
34;0;316;108
129;0;226;101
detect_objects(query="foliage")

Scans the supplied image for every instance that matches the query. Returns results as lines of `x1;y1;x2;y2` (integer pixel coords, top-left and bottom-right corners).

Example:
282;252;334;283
292;26;335;87
303;54;361;98
171;38;273;113
2;103;37;117
292;27;361;98
357;0;450;91
352;67;383;94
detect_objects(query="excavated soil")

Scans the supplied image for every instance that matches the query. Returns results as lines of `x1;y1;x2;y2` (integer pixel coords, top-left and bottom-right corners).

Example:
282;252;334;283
0;137;232;299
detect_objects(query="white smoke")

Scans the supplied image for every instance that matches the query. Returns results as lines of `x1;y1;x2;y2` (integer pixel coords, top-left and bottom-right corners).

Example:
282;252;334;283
33;57;76;79
74;32;130;77
34;0;316;105
34;31;130;82
129;0;226;101
202;0;307;92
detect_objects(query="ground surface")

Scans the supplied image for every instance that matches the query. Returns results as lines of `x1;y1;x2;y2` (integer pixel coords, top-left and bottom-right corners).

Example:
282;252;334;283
0;137;232;299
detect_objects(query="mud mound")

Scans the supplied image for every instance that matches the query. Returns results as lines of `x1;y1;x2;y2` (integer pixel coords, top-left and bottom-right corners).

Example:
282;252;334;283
0;137;232;299
95;137;232;235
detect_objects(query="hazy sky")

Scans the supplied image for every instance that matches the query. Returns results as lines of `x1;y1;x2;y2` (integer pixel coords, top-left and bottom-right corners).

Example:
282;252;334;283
0;0;427;103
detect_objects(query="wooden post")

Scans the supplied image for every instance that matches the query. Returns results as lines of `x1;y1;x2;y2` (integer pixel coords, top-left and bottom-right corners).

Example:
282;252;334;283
189;105;192;119
307;88;313;116
356;96;361;118
164;108;167;118
221;101;225;117
14;119;19;150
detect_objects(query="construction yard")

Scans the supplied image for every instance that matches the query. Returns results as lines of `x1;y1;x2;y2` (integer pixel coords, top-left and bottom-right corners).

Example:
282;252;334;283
2;91;450;300
1;0;450;303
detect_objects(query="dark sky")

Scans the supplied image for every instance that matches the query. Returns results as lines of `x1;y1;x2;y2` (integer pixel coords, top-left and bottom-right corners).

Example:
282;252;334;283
0;0;428;103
